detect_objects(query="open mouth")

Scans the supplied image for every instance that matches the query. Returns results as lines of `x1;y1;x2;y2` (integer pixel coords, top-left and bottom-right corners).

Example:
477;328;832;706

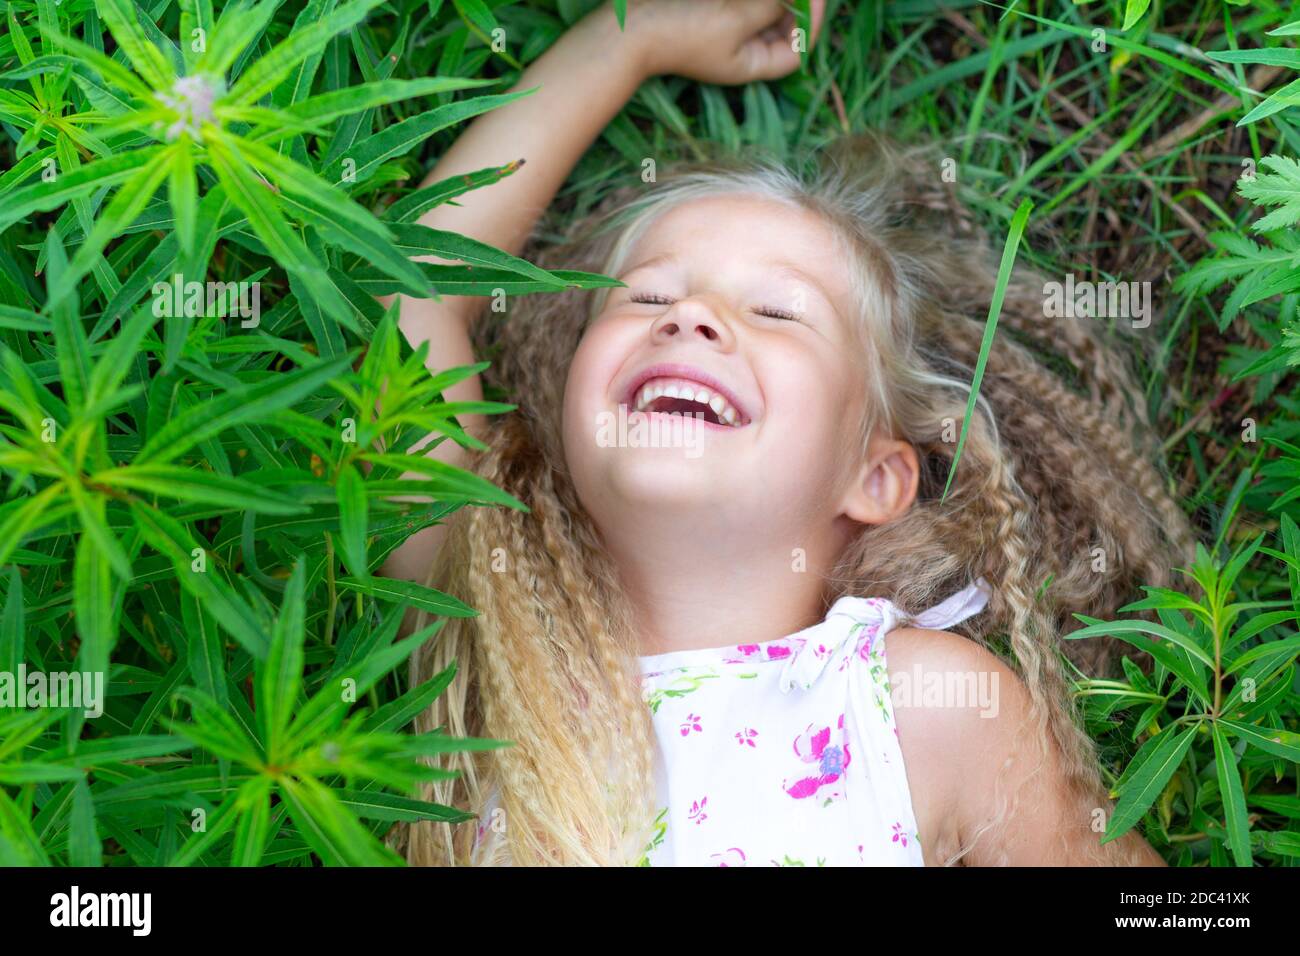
627;376;747;428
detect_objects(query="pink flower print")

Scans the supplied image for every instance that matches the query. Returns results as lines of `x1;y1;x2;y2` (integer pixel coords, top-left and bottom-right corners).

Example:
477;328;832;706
688;797;709;824
735;727;758;748
680;712;702;736
856;623;881;662
710;847;747;867
725;640;796;664
891;822;908;848
782;714;852;801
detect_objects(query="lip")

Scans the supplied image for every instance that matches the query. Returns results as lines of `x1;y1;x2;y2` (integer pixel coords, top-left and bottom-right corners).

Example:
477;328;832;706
620;362;754;426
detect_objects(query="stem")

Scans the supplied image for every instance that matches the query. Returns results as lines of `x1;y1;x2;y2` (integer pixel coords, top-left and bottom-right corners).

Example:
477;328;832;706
324;531;337;648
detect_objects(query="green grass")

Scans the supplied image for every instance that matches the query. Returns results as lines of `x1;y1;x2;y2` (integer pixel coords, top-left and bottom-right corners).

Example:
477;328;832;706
0;0;1297;866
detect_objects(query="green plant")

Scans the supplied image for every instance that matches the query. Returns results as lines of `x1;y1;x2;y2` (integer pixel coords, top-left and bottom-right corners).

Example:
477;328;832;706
1;0;1297;867
1069;14;1300;867
0;0;615;865
1072;532;1300;866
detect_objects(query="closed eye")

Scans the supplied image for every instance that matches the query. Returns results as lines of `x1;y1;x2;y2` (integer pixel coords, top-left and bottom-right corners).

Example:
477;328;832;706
629;292;674;306
754;306;802;322
628;293;804;324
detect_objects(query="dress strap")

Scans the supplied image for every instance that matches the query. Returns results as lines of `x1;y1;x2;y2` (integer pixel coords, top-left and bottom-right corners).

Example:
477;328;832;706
905;577;992;631
777;579;992;694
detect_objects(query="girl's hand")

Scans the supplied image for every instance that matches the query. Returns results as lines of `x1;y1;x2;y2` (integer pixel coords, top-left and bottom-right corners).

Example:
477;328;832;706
623;0;827;84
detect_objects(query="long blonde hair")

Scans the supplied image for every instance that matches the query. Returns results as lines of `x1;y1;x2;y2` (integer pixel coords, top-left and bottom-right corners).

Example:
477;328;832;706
402;133;1196;866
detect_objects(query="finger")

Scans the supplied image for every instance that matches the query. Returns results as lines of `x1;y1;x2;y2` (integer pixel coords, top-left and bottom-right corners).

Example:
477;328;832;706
743;2;823;79
807;0;828;46
738;30;801;80
782;1;825;50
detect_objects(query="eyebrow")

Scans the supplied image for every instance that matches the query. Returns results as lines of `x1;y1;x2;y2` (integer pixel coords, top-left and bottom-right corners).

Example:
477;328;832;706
616;252;679;278
766;261;840;317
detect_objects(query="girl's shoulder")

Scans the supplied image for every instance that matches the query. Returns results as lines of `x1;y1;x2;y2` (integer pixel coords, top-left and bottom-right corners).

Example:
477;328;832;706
883;625;1029;755
881;625;1036;863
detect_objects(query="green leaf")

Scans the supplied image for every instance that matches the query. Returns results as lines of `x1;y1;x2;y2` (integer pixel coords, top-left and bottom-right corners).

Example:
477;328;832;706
69;776;102;867
225;0;393;106
137;354;353;464
257;559;306;759
335;577;477;617
1072;617;1213;705
361;453;526;509
320;89;533;185
67;482;133;582
336;465;369;578
73;530;118;680
1069;616;1215;668
942;198;1032;499
44;229;92;411
336;788;466;823
224;132;430;295
231;776;274;866
1218;719;1300;762
169;139;198;258
170;688;264;766
1207;47;1300;69
362;659;456;734
1;568;23;678
180;591;227;705
90;464;309;515
167;793;241;867
206;132;356;329
278;76;495;126
1122;0;1152;31
0;790;50;865
1212;723;1253;867
383;159;524;223
0;146;166;234
97;0;177;90
1226;634;1300;674
130;501;270;659
352;264;621;296
1104;723;1199;842
278;774;403;866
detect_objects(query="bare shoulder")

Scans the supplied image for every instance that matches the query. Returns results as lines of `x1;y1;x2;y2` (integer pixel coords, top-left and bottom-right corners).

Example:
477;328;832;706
882;626;1167;866
881;626;1022;865
883;625;1024;743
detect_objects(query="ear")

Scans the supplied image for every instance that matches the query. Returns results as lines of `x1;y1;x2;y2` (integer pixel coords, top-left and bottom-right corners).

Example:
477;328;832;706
839;436;920;526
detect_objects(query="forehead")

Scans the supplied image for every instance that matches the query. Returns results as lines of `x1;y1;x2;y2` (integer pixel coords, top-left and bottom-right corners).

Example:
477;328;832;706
620;194;855;308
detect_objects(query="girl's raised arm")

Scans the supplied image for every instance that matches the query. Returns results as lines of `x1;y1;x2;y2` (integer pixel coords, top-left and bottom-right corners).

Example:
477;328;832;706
380;0;824;584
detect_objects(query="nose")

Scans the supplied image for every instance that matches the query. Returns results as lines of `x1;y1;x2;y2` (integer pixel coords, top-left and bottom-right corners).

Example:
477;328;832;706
649;296;736;350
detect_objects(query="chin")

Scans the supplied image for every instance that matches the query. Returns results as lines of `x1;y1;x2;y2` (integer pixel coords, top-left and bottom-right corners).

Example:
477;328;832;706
566;451;740;526
605;449;721;501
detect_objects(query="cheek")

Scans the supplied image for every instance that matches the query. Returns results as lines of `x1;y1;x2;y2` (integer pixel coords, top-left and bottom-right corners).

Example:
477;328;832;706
764;347;854;442
561;322;625;478
756;349;862;492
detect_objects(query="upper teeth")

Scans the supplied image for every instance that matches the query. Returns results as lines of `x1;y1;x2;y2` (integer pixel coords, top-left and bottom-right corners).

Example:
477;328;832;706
633;377;743;426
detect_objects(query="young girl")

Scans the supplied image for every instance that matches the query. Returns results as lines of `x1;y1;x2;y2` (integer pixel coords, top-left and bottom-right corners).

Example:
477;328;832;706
380;0;1195;866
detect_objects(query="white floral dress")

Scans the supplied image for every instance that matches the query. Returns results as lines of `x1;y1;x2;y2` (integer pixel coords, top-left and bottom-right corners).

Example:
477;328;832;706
471;581;990;866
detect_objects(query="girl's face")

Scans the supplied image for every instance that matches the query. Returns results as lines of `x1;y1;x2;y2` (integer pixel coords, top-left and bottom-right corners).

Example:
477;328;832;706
562;194;899;545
